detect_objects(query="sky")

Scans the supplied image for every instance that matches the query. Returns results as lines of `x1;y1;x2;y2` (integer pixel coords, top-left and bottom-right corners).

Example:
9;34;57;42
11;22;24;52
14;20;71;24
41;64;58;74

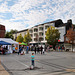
0;0;75;31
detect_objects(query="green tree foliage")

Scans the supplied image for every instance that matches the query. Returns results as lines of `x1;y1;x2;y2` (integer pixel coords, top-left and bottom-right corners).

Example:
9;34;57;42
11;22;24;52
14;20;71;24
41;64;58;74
46;26;60;49
24;30;32;44
16;34;23;42
24;34;27;43
5;29;18;39
10;29;18;34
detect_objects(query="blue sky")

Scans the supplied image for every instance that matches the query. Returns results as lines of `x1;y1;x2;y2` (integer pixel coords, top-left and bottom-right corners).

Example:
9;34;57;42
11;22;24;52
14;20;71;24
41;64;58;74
0;0;75;31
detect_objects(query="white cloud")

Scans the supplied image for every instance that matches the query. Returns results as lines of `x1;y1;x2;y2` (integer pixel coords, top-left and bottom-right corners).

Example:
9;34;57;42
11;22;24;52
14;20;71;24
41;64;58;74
0;0;75;31
0;1;9;13
0;19;26;31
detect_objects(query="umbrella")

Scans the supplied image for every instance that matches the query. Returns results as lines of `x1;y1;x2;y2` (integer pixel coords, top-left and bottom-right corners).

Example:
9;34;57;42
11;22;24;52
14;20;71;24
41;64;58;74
0;41;11;45
19;42;27;46
19;42;21;44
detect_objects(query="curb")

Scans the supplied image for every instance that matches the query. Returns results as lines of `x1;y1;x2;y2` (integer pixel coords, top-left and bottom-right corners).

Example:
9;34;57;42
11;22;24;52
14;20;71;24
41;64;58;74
0;57;10;75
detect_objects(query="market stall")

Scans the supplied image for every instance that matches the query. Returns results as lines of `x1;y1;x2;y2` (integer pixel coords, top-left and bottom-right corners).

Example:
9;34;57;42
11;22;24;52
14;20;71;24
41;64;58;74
0;38;19;53
0;41;11;54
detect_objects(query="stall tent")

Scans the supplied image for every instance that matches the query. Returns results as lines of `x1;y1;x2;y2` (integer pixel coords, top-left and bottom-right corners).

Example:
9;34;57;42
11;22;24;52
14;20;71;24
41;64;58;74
0;38;19;52
0;41;11;45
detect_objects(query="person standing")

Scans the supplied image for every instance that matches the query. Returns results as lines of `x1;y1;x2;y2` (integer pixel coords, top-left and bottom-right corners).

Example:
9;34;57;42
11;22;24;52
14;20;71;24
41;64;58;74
13;46;15;53
58;46;60;51
26;46;29;54
37;45;39;54
43;46;45;54
40;45;43;54
18;46;22;55
31;53;35;66
34;45;36;54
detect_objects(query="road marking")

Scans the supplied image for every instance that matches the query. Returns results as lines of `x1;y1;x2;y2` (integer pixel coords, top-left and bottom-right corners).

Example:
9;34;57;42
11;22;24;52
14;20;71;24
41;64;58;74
13;58;29;68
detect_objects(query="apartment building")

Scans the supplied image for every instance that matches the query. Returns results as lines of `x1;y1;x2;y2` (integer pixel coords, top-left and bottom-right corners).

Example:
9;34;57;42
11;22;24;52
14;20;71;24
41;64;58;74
13;19;65;45
13;29;28;41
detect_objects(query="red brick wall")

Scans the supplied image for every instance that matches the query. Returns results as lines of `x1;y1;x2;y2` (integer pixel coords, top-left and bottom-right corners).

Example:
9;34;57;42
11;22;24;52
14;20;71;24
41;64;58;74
0;25;5;38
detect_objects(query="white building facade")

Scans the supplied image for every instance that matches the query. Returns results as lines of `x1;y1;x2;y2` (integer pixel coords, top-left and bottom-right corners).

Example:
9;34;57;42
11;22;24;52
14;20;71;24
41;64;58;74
13;20;65;45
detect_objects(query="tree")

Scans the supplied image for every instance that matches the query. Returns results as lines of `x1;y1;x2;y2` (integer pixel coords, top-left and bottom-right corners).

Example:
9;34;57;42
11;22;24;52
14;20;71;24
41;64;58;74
66;26;75;51
46;26;60;49
5;32;14;39
24;34;27;43
16;34;23;42
5;29;18;39
24;30;32;44
10;29;18;34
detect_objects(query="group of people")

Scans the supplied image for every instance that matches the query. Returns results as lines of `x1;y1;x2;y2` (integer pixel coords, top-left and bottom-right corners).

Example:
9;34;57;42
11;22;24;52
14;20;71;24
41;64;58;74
18;45;46;55
33;45;45;55
55;46;65;51
0;46;8;55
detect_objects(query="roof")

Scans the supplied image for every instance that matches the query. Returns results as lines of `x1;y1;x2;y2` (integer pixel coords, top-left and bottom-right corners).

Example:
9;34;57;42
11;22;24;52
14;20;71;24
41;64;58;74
0;38;19;44
0;41;11;45
17;29;28;33
33;19;61;27
13;19;75;34
16;19;62;33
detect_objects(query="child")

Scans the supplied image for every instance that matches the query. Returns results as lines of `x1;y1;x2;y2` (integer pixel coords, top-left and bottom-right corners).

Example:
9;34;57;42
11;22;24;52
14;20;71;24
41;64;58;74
31;53;35;66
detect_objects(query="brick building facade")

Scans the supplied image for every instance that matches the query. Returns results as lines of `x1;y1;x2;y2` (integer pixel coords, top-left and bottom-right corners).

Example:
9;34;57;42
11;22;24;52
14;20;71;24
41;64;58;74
0;24;5;38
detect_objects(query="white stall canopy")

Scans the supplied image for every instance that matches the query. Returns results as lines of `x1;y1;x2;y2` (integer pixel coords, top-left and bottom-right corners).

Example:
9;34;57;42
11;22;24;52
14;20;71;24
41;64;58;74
0;38;19;53
0;38;18;44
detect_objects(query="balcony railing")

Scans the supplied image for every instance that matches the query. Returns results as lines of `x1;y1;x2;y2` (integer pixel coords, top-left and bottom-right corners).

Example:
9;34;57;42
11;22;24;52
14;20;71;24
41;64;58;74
39;30;43;32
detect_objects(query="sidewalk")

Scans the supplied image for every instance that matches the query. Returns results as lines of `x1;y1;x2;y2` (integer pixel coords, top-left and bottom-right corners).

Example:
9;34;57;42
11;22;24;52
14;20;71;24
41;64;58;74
0;57;9;75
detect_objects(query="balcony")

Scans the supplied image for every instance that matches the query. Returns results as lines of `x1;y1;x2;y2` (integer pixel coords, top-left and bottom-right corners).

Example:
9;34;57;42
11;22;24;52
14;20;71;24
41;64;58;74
39;27;43;32
39;33;43;37
38;25;44;27
34;33;38;38
34;38;38;41
33;26;38;29
39;37;44;41
29;30;33;34
45;26;49;29
34;29;38;33
45;26;49;31
39;30;43;32
30;34;33;37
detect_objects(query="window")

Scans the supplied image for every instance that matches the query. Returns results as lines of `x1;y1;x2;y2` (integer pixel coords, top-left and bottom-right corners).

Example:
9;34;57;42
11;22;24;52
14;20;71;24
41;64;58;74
45;26;49;29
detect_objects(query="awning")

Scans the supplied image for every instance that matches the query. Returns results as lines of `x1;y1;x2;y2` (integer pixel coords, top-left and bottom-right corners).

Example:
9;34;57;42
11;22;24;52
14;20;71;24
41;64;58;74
0;38;18;44
0;41;11;45
19;42;27;46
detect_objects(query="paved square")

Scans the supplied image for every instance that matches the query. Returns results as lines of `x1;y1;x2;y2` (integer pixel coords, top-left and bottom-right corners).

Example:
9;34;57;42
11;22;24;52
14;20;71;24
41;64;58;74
1;52;75;75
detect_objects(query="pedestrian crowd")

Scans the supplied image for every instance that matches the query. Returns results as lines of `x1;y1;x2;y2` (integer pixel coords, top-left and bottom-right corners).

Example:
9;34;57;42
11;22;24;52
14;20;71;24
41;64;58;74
18;45;46;55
